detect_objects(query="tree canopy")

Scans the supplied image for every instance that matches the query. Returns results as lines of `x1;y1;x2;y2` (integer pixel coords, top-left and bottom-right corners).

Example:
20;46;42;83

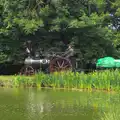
0;0;120;64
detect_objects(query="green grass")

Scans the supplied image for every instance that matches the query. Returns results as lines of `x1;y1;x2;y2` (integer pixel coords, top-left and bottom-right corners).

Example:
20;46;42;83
0;70;120;91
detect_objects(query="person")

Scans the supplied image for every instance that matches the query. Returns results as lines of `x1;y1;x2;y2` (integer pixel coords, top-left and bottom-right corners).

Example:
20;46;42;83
63;44;76;71
63;45;74;58
25;41;32;57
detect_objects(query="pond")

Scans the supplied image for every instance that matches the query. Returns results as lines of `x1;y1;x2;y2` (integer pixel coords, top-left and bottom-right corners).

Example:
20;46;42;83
0;88;120;120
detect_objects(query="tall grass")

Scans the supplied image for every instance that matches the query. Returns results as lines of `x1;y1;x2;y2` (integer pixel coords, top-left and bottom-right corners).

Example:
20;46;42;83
101;106;120;120
0;69;120;91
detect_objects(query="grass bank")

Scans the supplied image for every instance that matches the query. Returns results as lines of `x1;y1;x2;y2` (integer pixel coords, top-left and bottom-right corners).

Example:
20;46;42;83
0;70;120;91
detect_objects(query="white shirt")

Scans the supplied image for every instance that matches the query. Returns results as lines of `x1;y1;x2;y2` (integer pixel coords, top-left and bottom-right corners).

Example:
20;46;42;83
26;48;30;53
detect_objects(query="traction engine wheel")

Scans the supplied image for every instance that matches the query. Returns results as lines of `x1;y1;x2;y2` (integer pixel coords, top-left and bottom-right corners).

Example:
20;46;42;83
20;65;35;75
50;57;72;73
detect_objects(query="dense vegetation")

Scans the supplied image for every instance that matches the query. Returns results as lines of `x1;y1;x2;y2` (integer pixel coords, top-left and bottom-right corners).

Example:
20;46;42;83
0;70;120;91
0;0;120;65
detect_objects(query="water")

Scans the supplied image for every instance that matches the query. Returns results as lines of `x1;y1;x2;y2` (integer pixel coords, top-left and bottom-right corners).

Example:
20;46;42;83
0;88;120;120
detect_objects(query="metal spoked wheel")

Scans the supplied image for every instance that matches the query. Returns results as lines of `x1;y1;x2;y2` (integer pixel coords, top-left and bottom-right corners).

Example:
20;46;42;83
49;57;72;73
20;65;35;75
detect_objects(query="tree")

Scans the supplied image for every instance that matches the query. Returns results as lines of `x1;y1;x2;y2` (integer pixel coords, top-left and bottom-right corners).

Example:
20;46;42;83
0;0;119;65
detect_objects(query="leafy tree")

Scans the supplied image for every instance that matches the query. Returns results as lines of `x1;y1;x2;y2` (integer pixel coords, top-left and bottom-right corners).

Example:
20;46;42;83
0;0;119;65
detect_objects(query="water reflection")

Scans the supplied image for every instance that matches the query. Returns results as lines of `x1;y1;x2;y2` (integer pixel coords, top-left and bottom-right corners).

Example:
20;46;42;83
25;89;102;120
0;88;120;120
26;90;53;119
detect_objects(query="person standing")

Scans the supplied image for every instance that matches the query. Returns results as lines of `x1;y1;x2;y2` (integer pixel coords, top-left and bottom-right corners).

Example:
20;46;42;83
63;44;75;71
25;41;32;57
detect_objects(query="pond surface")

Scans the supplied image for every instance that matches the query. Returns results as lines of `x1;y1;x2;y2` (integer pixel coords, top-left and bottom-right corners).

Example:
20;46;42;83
0;88;120;120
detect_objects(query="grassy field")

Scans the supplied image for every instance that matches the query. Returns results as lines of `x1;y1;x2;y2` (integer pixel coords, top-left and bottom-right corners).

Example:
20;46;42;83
0;70;120;91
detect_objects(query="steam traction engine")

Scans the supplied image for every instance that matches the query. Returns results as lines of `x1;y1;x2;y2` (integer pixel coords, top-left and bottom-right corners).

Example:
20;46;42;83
19;41;73;75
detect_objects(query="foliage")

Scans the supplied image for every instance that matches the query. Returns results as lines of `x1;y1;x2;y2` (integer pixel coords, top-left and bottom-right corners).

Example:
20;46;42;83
0;52;7;63
0;0;120;64
1;70;120;91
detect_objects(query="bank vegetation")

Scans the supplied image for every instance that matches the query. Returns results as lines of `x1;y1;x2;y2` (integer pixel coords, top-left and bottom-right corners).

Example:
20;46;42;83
0;70;120;91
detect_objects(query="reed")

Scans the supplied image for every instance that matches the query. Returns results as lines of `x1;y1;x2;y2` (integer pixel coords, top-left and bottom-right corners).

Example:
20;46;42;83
1;69;120;91
34;69;120;91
